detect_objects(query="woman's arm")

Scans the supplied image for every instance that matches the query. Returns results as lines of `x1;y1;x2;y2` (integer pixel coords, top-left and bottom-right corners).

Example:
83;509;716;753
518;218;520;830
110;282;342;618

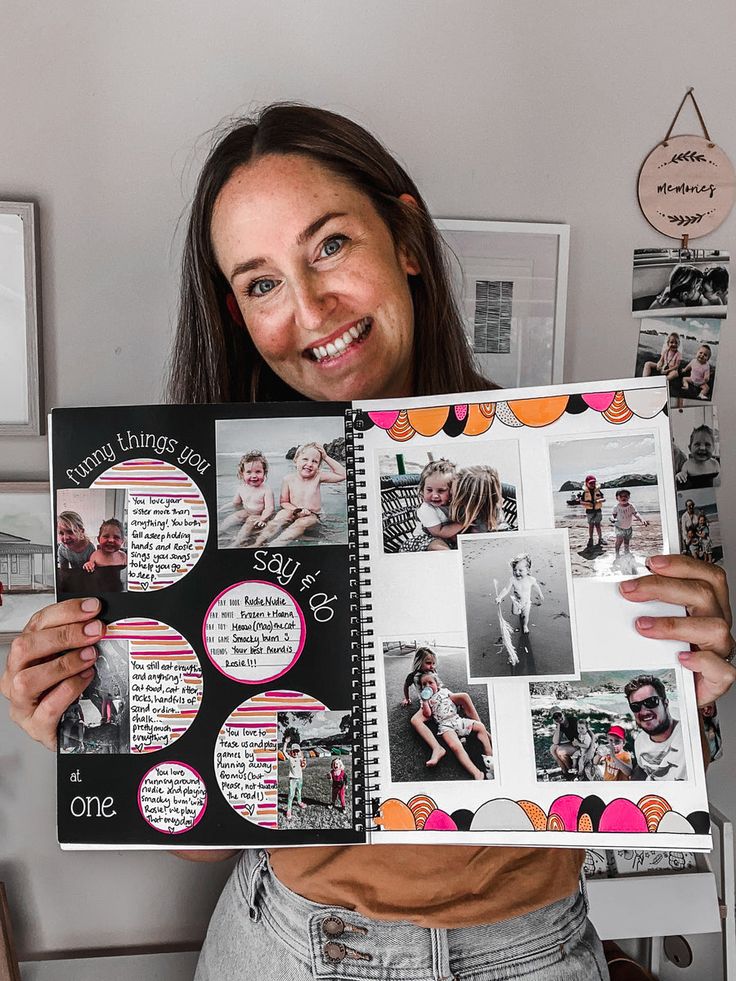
171;849;239;863
619;554;735;706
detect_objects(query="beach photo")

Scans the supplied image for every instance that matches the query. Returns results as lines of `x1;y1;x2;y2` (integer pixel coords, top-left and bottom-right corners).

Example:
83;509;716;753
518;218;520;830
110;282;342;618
276;709;353;829
634;316;720;407
378;439;521;554
670;404;720;490
677;490;722;565
382;636;494;783
530;668;686;782
548;433;665;578
216;416;348;549
632;247;728;319
461;530;578;681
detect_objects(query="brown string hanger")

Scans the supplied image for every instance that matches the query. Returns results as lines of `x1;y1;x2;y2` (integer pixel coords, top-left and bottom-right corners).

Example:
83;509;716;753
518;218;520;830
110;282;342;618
662;87;714;148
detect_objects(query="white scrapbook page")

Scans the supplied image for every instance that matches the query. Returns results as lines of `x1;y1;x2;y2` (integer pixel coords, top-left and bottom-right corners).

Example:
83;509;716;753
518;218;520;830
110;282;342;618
355;377;711;850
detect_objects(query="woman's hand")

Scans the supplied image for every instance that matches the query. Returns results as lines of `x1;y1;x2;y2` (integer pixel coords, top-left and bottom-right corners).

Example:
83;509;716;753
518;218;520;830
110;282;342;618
0;598;105;750
619;554;735;706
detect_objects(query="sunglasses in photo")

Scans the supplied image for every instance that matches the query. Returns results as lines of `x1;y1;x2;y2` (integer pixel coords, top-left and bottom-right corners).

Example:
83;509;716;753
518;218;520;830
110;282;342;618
628;695;663;713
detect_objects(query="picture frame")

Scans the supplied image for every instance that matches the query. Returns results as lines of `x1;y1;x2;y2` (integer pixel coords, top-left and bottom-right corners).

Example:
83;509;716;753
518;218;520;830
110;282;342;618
434;219;569;389
0;482;54;642
0;201;42;436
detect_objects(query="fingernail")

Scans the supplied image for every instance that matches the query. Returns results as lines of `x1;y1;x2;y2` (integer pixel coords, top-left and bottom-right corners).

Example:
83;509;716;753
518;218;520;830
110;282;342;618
81;598;100;612
678;650;693;661
648;555;668;569
619;579;638;593
83;620;102;636
80;668;95;679
80;647;97;662
637;616;655;630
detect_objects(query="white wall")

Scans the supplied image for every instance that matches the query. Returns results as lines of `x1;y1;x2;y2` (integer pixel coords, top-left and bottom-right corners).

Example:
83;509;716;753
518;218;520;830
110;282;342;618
1;0;735;960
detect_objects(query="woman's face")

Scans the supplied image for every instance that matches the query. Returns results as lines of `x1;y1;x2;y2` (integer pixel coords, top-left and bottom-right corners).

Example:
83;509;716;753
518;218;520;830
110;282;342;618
211;153;419;402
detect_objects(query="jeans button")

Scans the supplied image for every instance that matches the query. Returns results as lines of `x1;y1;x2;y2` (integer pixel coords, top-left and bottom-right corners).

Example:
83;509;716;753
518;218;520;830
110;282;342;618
322;915;345;937
324;941;347;963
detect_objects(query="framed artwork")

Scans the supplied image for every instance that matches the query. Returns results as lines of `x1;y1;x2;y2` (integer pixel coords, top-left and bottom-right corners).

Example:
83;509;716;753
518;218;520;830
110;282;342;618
434;219;569;389
0;482;54;642
0;201;42;435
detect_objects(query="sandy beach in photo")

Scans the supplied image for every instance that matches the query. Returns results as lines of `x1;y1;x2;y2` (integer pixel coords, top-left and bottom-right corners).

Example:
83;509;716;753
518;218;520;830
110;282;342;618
556;507;663;578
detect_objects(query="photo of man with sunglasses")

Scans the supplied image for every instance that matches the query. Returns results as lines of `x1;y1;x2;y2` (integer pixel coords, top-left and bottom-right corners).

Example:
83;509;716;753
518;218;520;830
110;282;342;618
624;674;687;780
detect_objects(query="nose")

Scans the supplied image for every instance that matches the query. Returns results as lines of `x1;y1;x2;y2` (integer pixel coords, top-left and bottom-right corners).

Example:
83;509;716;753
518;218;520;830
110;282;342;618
291;272;337;334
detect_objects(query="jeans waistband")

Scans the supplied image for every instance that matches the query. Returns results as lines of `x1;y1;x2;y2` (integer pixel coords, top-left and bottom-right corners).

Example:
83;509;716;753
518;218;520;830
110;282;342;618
236;850;590;981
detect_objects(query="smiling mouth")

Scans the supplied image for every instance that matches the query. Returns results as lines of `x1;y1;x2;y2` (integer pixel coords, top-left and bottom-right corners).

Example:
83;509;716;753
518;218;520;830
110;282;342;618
306;318;372;363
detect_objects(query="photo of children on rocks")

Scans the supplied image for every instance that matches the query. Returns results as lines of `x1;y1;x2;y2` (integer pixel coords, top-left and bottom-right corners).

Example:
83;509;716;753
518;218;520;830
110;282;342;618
670;405;720;491
632;248;728;318
276;709;352;829
634;316;720;406
56;489;128;595
548;434;665;578
461;530;577;681
677;490;723;565
531;668;687;782
59;636;130;754
216;416;348;549
382;636;494;783
378;440;521;554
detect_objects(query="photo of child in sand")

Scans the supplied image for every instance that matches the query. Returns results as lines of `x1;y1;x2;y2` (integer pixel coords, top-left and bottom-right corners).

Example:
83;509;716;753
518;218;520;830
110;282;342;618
383;636;494;784
378;440;521;554
634;316;721;407
548;433;665;578
530;668;684;783
216;415;348;548
670;405;721;491
632;248;728;319
461;530;578;681
277;710;353;829
56;489;128;594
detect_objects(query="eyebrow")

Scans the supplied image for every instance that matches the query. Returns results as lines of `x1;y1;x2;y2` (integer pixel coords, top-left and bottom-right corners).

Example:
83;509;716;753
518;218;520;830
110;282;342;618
229;211;349;283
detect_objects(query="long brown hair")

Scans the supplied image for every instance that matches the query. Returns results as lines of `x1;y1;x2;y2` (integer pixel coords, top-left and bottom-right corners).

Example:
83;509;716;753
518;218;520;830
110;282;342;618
167;103;490;404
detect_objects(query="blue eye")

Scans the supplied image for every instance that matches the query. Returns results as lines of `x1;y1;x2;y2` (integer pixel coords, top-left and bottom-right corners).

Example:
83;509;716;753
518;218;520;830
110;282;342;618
247;278;277;297
321;235;347;258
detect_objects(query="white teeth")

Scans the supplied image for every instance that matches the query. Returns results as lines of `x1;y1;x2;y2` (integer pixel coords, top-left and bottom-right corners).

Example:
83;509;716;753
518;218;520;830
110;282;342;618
310;318;371;361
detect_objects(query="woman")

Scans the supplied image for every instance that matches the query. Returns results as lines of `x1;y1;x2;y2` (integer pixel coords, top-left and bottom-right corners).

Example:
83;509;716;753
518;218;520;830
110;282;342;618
2;104;734;980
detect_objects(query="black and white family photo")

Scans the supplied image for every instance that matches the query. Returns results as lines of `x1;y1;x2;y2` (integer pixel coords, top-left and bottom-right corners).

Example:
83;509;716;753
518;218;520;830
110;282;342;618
378;440;521;554
277;709;352;829
670;404;721;491
632;248;728;318
530;668;687;782
634;316;720;406
382;636;494;783
59;636;130;754
56;488;128;595
677;490;722;565
216;416;348;549
460;530;578;681
548;434;665;578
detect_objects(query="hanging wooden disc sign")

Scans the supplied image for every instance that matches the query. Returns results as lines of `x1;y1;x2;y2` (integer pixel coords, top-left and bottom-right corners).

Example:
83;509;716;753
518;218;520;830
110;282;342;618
638;89;735;239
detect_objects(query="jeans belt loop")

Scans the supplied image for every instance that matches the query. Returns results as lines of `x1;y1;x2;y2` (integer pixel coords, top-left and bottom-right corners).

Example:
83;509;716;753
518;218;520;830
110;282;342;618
247;850;269;922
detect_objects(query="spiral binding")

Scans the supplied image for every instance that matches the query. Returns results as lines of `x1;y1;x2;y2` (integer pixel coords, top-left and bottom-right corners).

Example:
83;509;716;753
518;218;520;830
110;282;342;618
346;410;383;830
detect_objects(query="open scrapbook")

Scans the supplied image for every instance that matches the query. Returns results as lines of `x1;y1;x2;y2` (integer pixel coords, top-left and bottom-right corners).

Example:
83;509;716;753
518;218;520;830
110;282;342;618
51;376;711;850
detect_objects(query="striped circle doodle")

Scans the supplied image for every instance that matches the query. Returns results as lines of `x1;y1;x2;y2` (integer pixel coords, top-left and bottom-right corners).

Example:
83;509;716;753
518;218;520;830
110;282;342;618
92;458;208;590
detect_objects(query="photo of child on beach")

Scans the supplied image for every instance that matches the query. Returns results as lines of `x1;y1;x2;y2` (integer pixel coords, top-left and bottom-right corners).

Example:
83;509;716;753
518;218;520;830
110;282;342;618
634;316;721;407
382;635;494;783
378;440;521;555
632;248;728;319
461;530;578;681
548;434;665;578
56;489;128;595
670;405;721;491
276;710;353;829
216;416;348;548
530;668;686;783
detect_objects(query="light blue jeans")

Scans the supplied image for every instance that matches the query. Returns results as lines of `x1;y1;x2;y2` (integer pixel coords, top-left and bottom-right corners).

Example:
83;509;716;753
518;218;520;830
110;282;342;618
195;850;608;980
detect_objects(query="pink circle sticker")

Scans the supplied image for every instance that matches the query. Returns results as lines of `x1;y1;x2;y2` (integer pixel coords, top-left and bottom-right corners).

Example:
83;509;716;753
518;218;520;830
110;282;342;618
137;761;207;834
203;580;306;683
